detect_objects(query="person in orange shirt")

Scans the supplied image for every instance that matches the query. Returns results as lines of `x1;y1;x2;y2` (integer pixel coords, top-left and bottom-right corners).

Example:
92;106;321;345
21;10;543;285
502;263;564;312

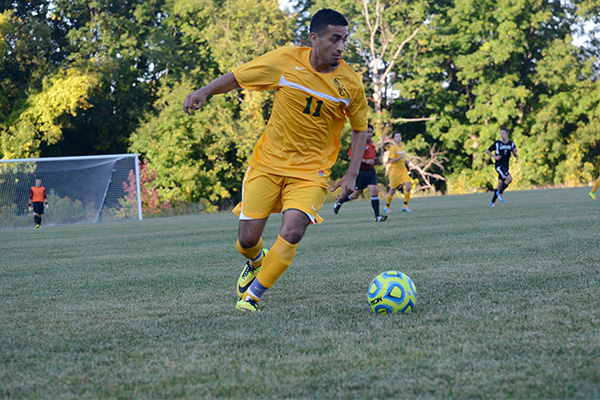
183;9;369;312
29;178;48;228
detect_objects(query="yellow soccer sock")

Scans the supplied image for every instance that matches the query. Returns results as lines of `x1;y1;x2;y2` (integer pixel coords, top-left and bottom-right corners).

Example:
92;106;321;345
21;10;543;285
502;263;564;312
236;237;264;268
404;191;411;206
256;235;298;288
593;178;600;193
386;194;393;207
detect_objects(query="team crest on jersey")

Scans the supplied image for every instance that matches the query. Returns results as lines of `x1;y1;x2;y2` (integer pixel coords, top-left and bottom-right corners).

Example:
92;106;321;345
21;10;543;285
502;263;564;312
333;78;348;97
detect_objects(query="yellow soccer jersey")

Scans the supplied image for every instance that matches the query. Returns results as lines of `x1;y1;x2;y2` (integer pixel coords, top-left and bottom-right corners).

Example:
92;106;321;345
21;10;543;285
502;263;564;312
389;143;408;174
233;46;368;181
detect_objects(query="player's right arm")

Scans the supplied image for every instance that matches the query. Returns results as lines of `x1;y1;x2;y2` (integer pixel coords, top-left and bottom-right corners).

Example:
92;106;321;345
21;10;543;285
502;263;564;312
388;145;405;164
485;148;501;161
183;72;240;115
331;129;368;200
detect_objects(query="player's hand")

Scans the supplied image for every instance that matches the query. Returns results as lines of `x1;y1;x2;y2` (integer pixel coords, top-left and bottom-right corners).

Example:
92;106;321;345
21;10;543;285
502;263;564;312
28;205;33;213
330;174;356;201
44;203;49;209
183;89;208;115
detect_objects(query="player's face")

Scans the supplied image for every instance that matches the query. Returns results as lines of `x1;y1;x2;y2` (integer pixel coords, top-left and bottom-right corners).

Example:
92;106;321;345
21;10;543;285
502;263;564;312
35;179;41;187
500;129;509;142
367;127;373;139
393;133;402;144
310;25;348;70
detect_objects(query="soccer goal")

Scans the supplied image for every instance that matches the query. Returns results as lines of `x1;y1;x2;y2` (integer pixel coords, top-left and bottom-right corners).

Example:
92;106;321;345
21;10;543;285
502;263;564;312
0;154;142;229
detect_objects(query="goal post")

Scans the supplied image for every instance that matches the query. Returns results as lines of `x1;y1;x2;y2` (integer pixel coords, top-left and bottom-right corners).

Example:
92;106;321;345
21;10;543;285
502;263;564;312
0;154;143;229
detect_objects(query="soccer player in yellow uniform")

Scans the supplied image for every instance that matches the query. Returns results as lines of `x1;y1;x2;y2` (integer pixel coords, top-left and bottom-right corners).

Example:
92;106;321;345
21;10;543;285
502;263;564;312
589;173;600;199
384;132;412;213
183;9;368;312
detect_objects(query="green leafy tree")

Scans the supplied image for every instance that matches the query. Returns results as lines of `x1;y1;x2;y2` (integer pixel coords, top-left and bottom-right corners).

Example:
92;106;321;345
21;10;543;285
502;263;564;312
409;0;600;192
1;68;98;158
42;0;167;156
0;2;67;158
0;0;165;158
129;0;292;208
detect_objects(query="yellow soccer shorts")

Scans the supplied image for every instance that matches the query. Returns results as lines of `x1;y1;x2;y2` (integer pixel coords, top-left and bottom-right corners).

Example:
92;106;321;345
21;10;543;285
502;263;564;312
389;169;410;189
232;167;327;224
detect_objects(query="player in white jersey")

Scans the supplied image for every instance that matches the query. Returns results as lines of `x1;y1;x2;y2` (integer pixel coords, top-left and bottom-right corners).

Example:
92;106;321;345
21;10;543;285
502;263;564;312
486;127;518;207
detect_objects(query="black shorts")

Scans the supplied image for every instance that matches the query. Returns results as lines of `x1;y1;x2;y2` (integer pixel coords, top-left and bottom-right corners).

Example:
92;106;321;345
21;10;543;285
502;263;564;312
495;165;510;180
355;168;378;191
32;202;44;215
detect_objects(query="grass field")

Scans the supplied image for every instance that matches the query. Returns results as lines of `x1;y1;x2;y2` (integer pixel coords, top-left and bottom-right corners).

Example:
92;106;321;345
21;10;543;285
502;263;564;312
1;187;599;399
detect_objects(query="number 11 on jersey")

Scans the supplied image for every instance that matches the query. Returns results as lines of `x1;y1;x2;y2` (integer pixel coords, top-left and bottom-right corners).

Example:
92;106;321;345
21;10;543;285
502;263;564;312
303;96;323;117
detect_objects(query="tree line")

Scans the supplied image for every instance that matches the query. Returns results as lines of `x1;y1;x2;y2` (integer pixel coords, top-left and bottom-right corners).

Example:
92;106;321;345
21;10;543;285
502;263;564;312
1;0;599;212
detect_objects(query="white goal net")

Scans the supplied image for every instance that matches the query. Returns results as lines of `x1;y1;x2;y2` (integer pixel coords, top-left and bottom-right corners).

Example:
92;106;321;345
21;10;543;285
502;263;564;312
0;154;142;229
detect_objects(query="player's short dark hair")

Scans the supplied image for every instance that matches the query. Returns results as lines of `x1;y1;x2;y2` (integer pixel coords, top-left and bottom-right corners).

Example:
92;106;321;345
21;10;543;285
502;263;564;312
310;9;348;36
500;127;510;134
368;123;374;130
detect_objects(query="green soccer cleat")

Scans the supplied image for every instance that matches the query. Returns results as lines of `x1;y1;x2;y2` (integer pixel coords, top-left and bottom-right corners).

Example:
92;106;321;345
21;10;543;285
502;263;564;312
236;249;268;298
590;191;596;200
236;296;260;312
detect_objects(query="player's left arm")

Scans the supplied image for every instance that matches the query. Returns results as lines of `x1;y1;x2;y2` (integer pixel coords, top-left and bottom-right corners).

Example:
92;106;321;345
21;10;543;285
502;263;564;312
512;146;518;158
331;129;368;199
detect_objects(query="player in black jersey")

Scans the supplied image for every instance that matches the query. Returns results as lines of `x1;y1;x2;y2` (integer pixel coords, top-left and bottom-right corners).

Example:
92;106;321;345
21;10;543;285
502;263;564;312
485;127;518;207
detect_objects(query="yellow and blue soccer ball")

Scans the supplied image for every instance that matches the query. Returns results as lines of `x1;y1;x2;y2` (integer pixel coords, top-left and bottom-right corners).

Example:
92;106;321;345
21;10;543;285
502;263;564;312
368;271;417;314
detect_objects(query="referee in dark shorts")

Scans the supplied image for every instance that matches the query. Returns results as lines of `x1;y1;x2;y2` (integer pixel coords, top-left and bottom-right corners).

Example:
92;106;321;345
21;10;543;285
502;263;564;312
333;124;387;222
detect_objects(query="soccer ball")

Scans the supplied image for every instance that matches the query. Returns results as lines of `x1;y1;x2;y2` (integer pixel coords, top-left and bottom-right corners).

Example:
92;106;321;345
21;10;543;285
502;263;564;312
367;271;417;314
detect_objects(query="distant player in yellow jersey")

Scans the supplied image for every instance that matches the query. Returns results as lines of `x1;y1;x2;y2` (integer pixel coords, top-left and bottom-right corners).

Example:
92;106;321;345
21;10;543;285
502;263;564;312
183;9;368;312
384;132;412;213
589;172;600;200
